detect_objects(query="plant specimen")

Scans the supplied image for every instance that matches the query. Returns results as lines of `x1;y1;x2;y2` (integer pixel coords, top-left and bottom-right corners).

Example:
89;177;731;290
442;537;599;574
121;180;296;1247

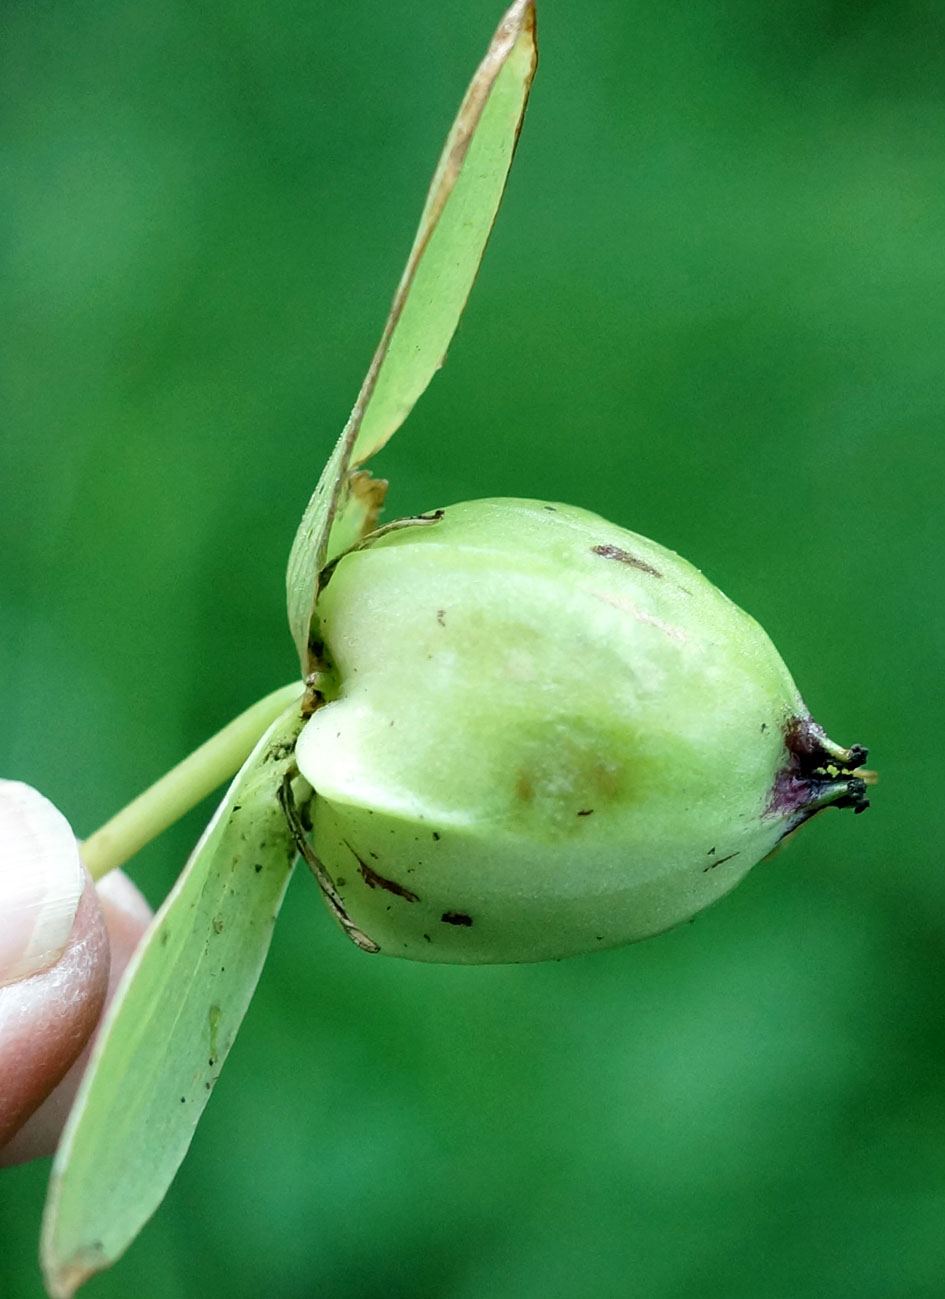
0;4;869;1293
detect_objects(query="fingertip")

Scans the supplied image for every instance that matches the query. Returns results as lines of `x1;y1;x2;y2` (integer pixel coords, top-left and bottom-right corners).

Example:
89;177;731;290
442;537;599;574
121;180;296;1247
0;870;153;1165
0;873;109;1155
0;781;85;988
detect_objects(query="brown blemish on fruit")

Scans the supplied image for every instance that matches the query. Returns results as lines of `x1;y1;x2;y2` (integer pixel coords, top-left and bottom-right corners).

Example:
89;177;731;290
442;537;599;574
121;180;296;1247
348;844;419;902
591;762;619;797
441;911;473;926
591;543;662;578
516;773;534;802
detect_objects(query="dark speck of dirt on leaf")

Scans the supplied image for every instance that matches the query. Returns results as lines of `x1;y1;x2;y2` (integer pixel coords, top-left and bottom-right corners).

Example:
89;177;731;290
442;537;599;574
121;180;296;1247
577;808;594;817
212;915;224;934
442;911;473;926
703;852;739;872
436;609;446;626
591;543;662;578
433;831;440;841
254;863;263;873
208;1005;222;1061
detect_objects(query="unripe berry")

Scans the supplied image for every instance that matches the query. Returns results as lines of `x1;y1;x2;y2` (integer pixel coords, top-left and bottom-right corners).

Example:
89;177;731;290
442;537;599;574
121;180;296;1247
295;498;867;962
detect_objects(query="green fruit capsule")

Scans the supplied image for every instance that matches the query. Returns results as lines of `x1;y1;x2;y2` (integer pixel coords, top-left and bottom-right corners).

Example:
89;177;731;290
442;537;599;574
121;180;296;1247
295;498;868;963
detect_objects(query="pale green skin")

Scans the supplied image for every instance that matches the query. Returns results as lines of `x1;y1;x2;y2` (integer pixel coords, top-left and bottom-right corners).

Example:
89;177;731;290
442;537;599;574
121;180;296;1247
296;498;808;963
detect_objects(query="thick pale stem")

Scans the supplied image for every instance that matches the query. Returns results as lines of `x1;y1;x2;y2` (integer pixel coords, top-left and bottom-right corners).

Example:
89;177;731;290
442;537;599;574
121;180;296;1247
80;682;303;881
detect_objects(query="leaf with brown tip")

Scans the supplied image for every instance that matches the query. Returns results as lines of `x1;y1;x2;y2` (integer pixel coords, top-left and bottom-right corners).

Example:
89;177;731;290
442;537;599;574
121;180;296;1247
286;0;537;670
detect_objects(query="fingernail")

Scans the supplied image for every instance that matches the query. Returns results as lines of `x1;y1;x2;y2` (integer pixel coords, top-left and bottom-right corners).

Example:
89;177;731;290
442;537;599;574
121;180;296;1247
0;780;84;986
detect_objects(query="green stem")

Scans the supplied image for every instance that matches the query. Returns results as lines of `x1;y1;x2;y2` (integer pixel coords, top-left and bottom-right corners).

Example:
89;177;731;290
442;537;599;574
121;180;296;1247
81;681;303;881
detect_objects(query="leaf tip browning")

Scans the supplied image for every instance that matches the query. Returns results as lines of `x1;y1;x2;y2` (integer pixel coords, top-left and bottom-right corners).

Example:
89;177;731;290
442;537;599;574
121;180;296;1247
499;0;538;72
41;1237;108;1299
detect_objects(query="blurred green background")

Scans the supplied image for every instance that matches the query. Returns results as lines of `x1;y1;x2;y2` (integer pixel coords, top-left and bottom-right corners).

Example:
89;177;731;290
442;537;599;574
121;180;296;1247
2;0;943;1295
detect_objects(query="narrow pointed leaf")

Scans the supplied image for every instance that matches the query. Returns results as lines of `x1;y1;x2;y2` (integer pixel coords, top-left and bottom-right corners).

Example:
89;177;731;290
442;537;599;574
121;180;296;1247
286;0;537;669
41;698;305;1299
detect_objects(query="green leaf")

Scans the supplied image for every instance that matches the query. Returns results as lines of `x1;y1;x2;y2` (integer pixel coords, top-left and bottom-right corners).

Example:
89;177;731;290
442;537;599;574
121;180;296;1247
40;698;305;1299
286;0;537;670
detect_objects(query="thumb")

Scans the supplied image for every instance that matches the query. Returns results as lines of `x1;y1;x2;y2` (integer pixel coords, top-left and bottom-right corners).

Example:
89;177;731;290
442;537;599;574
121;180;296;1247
0;781;109;1147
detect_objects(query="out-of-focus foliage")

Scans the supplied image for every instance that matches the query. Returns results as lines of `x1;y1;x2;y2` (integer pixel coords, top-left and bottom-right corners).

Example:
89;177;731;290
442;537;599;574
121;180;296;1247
1;1;942;1296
